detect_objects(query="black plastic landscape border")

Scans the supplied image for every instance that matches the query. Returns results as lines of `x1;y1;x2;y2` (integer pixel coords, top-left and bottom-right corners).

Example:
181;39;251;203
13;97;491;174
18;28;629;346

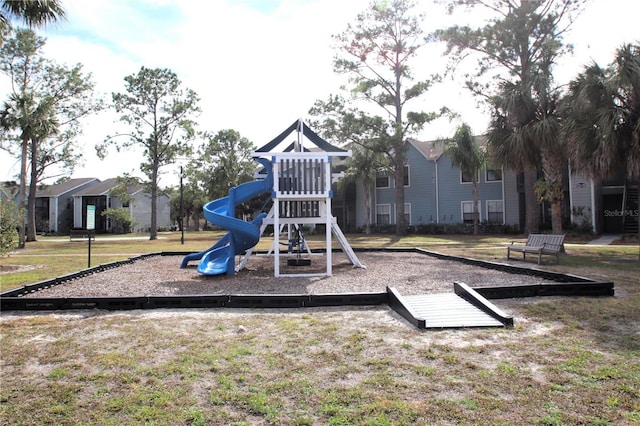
0;247;614;312
0;293;389;312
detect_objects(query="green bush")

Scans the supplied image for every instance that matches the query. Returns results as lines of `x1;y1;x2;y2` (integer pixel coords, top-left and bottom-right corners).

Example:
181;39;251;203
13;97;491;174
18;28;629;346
360;222;521;235
101;208;136;234
415;222;521;234
0;201;23;255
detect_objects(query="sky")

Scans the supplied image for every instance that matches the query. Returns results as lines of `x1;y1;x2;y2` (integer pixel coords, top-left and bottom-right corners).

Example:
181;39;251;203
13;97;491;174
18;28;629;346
1;0;638;188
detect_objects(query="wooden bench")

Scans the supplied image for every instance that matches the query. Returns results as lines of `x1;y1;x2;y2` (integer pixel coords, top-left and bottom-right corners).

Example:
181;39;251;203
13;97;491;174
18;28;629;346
69;229;95;241
507;234;565;265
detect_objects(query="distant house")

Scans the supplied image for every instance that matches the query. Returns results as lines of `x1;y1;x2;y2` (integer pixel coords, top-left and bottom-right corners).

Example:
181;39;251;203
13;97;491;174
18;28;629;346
345;137;639;235
569;171;639;235
72;178;171;233
33;178;99;234
352;138;520;230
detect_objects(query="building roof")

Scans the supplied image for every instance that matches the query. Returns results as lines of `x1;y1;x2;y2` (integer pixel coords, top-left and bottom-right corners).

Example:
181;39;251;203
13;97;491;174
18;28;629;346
408;135;488;162
35;178;99;198
408;138;445;161
73;178;143;197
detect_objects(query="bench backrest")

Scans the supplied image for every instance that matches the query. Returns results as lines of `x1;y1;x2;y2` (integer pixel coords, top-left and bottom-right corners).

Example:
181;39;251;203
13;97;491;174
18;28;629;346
526;234;565;251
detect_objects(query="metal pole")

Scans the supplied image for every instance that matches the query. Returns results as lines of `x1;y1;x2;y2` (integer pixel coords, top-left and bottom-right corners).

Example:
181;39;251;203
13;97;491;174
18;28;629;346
180;165;184;245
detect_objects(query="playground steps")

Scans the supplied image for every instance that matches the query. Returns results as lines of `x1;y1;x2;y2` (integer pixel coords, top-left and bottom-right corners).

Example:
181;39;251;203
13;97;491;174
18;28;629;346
387;284;513;329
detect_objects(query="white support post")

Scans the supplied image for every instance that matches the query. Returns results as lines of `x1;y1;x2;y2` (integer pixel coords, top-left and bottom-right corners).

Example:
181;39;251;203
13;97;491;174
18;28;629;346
324;159;333;276
274;199;280;277
273;159;280;277
325;158;331;198
325;198;332;276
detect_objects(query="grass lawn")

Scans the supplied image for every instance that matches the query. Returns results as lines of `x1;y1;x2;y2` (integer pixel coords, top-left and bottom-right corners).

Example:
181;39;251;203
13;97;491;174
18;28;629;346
1;232;639;425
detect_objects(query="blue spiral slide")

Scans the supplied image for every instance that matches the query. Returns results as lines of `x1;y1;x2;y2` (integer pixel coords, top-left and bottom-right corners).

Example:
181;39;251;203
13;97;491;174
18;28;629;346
181;158;273;275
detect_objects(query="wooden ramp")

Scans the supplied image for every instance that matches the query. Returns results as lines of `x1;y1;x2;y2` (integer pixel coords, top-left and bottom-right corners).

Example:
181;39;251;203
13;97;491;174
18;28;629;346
388;283;513;329
402;294;504;328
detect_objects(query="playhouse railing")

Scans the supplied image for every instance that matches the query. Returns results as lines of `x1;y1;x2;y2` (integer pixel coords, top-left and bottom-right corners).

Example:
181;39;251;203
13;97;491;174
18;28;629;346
271;153;334;200
279;200;320;218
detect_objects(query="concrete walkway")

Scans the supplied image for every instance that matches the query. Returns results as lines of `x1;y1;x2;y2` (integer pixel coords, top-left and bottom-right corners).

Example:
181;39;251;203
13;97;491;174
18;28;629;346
43;236;167;242
586;234;621;245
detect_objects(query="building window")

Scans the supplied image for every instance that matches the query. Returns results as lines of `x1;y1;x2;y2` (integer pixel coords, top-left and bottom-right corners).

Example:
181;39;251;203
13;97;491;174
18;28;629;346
461;201;481;223
376;204;391;225
460;170;477;183
486;167;502;182
35;197;48;209
403;165;410;187
486;200;504;223
376;175;390;188
404;203;411;225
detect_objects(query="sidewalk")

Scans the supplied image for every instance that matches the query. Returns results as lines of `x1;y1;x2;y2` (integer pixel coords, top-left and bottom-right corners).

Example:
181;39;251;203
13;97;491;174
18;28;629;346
43;236;167;242
586;234;621;245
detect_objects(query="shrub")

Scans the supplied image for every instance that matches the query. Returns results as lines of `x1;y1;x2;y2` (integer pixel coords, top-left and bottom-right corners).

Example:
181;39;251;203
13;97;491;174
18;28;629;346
409;222;520;235
101;208;136;234
0;200;23;255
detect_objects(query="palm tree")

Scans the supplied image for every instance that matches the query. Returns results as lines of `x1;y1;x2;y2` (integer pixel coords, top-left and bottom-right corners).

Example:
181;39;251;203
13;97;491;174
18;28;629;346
1;91;57;243
438;0;586;236
488;74;567;235
0;0;65;34
563;43;640;181
26;96;58;241
564;43;640;246
340;143;391;235
443;123;484;235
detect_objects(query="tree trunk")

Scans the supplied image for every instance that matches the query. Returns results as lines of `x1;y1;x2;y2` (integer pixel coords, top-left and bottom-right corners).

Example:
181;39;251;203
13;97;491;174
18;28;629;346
540;146;565;235
150;162;158;240
550;199;563;235
193;212;200;231
26;170;37;241
26;137;38;242
18;136;28;248
523;169;539;235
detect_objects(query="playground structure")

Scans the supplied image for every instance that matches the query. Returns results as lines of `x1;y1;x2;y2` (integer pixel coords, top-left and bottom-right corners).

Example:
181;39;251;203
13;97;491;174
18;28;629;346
181;119;365;277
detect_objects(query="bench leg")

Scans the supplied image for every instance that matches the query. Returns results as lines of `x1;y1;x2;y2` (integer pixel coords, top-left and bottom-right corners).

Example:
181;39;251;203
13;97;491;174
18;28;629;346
537;252;542;265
